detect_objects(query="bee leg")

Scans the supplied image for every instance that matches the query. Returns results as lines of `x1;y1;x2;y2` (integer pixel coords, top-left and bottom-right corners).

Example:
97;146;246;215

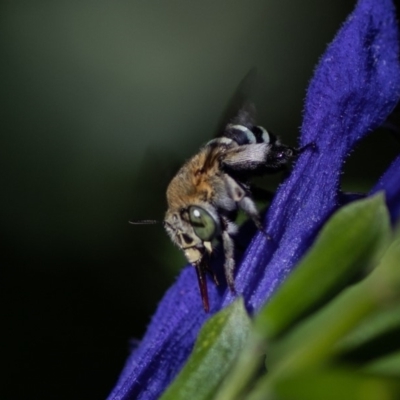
221;217;238;293
222;143;272;172
238;196;271;240
221;230;236;293
204;261;219;286
210;269;219;286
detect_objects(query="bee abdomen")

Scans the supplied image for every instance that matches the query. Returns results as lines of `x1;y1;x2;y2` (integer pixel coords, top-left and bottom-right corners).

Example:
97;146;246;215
224;124;276;146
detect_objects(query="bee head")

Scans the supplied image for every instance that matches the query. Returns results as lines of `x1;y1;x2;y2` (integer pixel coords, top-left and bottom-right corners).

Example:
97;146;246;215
164;204;220;265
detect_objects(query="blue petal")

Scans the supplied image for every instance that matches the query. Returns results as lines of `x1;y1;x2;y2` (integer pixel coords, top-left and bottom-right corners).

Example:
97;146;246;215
227;0;400;310
108;1;400;398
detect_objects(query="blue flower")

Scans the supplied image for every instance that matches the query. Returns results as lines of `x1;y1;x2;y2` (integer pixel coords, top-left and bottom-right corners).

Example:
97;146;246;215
108;0;400;398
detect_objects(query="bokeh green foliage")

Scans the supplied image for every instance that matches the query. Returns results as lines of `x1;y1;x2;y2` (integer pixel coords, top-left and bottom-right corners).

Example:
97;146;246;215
161;194;400;400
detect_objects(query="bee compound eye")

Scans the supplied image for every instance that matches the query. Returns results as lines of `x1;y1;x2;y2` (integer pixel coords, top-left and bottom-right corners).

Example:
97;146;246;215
188;206;217;241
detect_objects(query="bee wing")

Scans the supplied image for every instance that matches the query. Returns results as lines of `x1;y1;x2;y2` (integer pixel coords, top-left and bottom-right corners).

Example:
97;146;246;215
214;68;258;137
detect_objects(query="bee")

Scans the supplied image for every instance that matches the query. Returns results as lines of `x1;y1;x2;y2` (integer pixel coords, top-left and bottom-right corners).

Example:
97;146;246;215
160;106;307;312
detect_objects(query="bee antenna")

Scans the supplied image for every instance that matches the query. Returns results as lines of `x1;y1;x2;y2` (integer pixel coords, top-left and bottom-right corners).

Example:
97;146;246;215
129;219;159;225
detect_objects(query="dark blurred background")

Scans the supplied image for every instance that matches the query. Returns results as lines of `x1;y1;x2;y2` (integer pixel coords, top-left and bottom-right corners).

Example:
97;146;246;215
1;1;400;399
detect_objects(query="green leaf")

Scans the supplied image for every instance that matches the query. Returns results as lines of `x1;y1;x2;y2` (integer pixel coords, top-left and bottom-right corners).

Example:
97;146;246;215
160;298;251;400
336;303;400;362
364;350;400;377
255;193;391;340
214;196;392;400
249;368;400;400
266;236;400;376
213;330;266;400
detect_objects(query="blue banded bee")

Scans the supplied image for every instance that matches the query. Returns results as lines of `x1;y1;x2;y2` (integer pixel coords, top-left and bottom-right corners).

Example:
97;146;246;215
161;108;302;312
